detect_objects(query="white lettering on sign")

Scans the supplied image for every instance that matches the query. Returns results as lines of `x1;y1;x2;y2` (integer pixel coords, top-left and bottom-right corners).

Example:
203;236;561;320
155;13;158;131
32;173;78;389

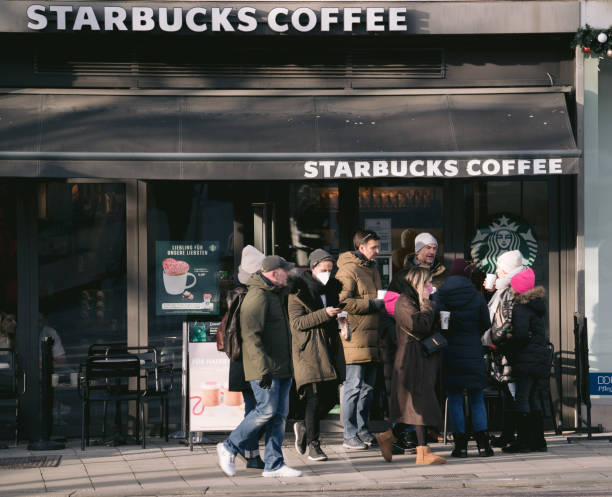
302;159;568;178
25;5;414;32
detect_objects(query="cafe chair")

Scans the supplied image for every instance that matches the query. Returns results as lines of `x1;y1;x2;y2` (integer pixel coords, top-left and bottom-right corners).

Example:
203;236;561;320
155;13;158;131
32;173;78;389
79;353;145;450
125;345;173;443
0;348;24;446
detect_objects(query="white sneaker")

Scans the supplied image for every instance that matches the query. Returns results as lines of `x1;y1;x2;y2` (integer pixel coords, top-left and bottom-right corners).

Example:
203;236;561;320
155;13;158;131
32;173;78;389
217;442;236;477
262;464;302;478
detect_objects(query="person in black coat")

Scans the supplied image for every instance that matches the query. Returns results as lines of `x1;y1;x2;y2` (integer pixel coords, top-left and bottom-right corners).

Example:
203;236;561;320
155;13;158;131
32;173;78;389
496;268;549;453
433;259;493;457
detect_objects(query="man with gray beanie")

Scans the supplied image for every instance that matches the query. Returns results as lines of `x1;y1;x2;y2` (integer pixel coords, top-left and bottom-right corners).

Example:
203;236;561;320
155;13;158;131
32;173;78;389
389;232;447;294
218;255;302;478
288;248;343;461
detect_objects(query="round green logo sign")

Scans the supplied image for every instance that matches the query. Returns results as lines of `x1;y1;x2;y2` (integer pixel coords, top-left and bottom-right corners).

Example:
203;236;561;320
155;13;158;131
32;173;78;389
470;214;538;274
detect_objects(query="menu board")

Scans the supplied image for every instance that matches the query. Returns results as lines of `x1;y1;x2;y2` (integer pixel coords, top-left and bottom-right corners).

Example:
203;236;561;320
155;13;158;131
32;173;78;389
156;241;220;316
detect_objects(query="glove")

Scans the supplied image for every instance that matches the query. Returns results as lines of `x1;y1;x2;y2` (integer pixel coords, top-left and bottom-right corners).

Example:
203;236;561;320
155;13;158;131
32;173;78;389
369;299;385;312
259;373;272;389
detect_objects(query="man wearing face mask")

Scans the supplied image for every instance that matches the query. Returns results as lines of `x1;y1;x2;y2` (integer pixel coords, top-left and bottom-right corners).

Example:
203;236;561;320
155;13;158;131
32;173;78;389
288;249;343;462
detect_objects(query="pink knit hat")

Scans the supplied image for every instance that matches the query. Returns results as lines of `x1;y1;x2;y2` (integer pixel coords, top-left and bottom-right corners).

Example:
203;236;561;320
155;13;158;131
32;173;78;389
384;291;400;315
511;268;535;294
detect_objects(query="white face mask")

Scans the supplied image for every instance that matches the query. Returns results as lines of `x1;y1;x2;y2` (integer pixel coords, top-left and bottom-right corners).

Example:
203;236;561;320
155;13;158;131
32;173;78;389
316;271;331;285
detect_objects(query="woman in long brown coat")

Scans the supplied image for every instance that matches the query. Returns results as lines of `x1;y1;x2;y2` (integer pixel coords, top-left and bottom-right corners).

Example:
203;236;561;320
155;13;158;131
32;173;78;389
376;267;446;465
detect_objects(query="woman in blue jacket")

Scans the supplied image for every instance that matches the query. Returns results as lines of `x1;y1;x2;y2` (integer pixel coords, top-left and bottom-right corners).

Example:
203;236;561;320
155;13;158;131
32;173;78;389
433;259;493;457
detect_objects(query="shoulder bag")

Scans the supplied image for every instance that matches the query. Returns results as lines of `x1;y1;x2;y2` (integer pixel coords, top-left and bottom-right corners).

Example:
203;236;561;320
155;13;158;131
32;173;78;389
400;326;448;357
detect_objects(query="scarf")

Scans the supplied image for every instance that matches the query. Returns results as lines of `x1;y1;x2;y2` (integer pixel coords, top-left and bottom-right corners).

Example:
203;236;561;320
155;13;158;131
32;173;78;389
487;265;524;323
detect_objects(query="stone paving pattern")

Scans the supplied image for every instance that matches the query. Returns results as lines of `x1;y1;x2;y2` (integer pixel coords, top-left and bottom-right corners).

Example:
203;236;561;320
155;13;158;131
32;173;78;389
2;433;612;496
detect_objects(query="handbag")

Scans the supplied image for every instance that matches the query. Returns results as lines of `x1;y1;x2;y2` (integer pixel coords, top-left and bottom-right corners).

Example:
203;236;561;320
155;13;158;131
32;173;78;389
400;326;448;357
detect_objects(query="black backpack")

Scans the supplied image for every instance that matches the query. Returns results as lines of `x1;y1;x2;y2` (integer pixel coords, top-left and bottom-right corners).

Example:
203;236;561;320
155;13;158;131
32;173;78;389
216;285;247;362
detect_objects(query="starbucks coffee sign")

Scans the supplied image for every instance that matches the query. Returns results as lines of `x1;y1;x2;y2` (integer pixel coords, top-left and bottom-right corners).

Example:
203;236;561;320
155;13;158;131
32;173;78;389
470;214;538;274
26;4;417;32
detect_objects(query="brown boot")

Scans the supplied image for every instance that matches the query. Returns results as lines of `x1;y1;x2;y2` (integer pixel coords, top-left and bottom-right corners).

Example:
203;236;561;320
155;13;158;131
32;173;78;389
375;429;397;462
415;445;447;465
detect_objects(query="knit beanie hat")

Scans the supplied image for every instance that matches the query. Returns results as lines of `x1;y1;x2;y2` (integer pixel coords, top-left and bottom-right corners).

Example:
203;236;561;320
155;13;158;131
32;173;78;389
511;268;535;294
309;248;334;269
450;258;473;279
238;245;265;284
496;250;524;274
415;232;438;253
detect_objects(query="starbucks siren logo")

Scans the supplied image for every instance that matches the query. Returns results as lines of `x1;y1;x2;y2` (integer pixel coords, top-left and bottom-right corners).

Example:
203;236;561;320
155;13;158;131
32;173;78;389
470;214;538;274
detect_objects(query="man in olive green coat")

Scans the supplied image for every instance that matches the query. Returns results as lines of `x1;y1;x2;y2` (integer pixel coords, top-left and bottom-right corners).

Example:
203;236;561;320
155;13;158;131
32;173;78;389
217;256;302;479
335;230;384;450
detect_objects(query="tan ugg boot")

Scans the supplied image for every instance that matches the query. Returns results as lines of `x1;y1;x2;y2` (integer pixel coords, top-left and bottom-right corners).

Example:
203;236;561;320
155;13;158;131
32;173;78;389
375;429;397;462
416;445;447;465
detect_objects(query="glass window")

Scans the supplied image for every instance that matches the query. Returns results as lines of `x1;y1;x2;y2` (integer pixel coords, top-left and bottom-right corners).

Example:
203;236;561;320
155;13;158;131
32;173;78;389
38;182;127;438
288;183;339;266
471;180;549;289
358;184;444;280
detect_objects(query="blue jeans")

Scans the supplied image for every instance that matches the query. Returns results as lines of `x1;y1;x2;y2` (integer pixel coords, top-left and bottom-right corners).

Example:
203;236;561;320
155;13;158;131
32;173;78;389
225;378;291;471
242;389;259;453
342;363;377;440
447;388;488;433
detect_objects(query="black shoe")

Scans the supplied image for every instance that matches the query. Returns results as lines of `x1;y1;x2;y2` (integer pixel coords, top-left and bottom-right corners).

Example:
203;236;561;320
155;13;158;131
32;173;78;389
358;432;377;447
451;433;468;458
294;421;307;455
491;434;514;448
529;411;548;452
395;430;417;454
246;455;265;470
307;441;328;461
474;431;494;457
502;413;530;454
391;443;405;455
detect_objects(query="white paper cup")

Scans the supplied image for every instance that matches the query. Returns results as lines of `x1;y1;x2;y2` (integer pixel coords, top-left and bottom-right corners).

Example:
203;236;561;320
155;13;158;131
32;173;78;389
377;290;387;300
485;273;497;290
51;373;59;387
70;372;79;387
440;311;451;330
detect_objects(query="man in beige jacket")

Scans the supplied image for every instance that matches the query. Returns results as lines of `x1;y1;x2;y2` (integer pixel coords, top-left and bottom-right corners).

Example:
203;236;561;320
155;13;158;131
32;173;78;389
336;230;384;450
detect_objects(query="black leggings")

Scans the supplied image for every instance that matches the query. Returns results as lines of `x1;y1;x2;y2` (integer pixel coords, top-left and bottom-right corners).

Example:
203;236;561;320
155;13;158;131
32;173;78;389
392;423;428;446
296;382;337;444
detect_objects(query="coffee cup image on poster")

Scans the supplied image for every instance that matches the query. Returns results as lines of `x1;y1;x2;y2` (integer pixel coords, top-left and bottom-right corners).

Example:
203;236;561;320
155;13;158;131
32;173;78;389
188;334;245;431
156;241;220;315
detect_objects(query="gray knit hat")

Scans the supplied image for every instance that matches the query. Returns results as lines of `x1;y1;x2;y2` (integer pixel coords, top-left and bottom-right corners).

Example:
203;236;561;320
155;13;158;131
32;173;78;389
308;248;334;269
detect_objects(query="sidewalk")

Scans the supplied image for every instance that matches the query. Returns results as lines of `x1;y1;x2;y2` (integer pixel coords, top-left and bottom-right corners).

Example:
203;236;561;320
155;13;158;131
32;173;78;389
2;432;612;497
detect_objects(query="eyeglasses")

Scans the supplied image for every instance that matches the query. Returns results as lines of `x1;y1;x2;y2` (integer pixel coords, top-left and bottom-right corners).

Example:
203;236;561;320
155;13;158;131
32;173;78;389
362;232;377;243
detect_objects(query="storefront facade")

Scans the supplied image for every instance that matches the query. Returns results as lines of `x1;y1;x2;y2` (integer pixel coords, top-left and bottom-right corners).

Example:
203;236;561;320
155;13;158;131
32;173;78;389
0;0;584;440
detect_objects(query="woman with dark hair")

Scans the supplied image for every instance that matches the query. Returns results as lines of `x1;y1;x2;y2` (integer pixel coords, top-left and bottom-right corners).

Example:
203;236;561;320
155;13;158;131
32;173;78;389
376;267;446;465
433;259;493;457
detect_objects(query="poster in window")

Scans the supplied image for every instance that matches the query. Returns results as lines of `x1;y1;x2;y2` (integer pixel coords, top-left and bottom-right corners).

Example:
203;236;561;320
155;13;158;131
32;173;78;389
156;241;220;316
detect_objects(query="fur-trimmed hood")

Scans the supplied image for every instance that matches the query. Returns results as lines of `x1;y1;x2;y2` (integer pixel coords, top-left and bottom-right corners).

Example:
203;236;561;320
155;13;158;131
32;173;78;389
514;286;546;315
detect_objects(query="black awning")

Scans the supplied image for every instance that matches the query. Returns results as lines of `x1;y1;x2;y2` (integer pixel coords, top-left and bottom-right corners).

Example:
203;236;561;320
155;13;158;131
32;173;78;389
0;92;579;179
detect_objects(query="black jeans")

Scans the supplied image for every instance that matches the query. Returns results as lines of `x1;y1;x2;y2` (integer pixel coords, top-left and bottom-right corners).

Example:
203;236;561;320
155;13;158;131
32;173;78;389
296;381;337;444
514;375;542;414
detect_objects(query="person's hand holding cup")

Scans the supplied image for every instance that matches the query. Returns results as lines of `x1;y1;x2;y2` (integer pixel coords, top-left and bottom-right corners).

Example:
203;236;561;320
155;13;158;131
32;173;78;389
484;273;497;291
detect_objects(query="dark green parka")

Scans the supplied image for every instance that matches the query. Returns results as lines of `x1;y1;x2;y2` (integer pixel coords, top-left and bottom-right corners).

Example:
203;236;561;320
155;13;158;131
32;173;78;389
288;271;342;393
240;272;292;382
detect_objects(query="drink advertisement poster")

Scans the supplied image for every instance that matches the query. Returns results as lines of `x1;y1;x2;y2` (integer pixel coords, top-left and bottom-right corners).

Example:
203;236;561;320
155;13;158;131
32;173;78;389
188;323;245;431
156;241;220;316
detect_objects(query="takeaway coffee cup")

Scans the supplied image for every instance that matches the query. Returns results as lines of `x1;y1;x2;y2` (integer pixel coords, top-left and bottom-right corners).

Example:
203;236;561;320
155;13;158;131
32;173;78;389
440;311;451;330
224;390;244;407
377;290;387;300
163;271;197;295
484;273;497;290
201;381;220;407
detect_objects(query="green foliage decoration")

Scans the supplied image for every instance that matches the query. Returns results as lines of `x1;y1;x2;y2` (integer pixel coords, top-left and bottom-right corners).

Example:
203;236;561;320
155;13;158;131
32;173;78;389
572;24;612;57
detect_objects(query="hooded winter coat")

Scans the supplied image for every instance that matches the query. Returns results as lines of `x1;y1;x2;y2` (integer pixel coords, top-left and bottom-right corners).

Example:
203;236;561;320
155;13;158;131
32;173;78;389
240;272;292;382
389;254;447;294
504;286;549;379
390;286;441;427
288;271;343;393
433;275;491;390
335;251;382;364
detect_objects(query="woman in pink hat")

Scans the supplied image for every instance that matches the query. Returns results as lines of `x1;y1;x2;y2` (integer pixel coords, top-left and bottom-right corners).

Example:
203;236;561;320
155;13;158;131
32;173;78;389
493;268;549;453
